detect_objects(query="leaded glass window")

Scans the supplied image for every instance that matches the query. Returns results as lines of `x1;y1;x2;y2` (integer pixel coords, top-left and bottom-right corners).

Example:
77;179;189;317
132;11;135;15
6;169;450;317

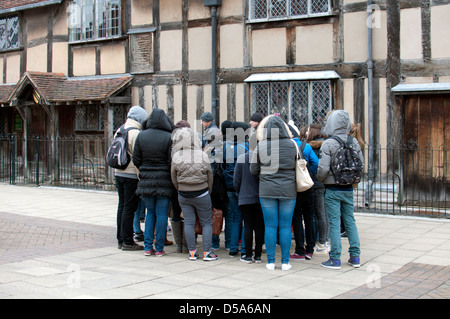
0;16;19;51
69;0;121;42
250;80;332;127
249;0;331;22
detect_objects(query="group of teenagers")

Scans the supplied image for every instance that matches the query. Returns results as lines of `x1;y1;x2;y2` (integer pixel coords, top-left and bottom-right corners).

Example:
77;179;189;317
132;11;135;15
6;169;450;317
114;105;364;271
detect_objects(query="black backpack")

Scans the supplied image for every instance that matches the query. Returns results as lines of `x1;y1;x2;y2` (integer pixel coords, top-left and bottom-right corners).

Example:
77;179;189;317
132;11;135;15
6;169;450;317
328;135;363;185
106;126;138;169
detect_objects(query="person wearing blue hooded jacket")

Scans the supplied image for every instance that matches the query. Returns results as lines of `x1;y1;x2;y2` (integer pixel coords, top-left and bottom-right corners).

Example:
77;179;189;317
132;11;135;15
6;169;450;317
287;123;319;262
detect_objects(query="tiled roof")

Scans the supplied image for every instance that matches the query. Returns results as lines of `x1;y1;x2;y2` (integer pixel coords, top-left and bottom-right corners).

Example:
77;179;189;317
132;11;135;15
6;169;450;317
0;0;62;13
0;84;16;104
10;72;133;104
53;75;134;103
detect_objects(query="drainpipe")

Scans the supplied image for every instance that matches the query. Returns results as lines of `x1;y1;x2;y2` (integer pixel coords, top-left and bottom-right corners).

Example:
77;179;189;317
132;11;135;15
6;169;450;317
365;0;375;207
204;0;222;122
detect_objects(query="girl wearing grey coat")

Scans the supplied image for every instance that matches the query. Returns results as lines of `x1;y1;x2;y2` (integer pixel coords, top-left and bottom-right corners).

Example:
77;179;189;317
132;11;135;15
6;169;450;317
250;115;297;270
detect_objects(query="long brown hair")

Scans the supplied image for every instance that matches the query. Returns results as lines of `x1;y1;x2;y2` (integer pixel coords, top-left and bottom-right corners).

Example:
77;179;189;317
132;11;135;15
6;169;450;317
306;123;326;142
350;123;365;151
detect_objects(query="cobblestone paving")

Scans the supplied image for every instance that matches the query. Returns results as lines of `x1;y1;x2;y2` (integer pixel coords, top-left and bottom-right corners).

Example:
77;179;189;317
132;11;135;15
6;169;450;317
335;262;450;299
0;212;115;265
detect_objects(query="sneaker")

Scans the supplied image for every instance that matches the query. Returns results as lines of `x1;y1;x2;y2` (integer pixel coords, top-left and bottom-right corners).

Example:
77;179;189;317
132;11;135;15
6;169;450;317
240;255;253;264
229;250;239;257
321;258;341;270
122;243;144;251
348;256;361;268
315;242;328;254
254;256;262;264
144;249;155;256
282;263;292;271
266;263;275;271
203;251;218;261
134;233;144;241
155;250;165;257
211;246;220;250
289;252;306;261
189;250;199;261
305;253;313;260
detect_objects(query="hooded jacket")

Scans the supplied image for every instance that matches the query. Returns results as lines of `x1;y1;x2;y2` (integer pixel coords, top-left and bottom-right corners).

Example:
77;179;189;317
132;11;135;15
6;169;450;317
133;108;175;198
114;106;148;179
171;127;213;193
250;115;297;200
317;110;364;186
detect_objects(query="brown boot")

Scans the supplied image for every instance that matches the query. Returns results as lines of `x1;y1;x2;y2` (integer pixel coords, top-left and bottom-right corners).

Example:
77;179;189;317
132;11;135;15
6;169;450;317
165;230;173;246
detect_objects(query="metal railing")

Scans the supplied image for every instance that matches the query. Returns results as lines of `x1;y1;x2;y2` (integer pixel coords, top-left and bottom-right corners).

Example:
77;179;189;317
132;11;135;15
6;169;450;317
0;134;114;191
0;134;448;218
354;142;449;219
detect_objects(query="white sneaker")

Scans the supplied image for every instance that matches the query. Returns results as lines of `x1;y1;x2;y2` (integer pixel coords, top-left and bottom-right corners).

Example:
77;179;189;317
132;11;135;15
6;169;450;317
282;263;292;271
266;263;275;271
315;242;328;254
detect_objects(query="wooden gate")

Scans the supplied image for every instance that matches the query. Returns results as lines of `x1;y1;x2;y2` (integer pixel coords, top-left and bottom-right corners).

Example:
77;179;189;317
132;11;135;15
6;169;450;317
402;94;450;204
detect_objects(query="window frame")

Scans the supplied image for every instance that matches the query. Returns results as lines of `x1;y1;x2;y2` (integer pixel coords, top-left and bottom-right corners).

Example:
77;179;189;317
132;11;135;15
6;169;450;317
68;0;122;44
249;79;334;127
248;0;332;23
75;104;105;132
0;15;20;52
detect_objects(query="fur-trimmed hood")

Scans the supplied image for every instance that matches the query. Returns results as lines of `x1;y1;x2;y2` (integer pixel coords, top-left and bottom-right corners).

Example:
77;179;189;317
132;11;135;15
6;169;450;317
308;139;324;149
256;115;293;141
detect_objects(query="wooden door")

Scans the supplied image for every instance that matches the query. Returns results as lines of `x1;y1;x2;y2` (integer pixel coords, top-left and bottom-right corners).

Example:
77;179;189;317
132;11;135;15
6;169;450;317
403;94;450;204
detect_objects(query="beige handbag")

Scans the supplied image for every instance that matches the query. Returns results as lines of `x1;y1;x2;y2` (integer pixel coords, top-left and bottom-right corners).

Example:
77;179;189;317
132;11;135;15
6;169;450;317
292;140;314;192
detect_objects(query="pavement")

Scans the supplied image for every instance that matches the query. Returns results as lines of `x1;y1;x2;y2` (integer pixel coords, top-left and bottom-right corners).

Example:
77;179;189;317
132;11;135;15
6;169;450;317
0;182;449;301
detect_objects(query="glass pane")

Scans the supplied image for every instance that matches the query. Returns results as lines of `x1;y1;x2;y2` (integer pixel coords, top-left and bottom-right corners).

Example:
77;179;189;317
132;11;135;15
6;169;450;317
0;19;6;50
87;105;98;130
291;81;309;128
310;0;329;14
251;0;268;20
75;106;86;130
311;80;331;125
251;83;269;117
7;16;19;49
269;0;287;19
270;82;289;120
290;0;308;16
81;0;95;40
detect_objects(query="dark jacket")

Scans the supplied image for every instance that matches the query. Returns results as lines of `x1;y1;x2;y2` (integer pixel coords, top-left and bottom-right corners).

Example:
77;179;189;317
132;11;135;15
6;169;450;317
250;115;297;200
133;108;175;198
234;151;259;206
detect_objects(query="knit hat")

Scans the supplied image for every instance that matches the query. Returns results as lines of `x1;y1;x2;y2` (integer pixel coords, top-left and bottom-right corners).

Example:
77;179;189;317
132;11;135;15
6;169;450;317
249;112;263;123
127;106;148;126
200;112;214;122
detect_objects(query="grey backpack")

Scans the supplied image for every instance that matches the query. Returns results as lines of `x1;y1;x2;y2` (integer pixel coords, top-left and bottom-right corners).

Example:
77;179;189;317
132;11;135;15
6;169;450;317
106;126;138;170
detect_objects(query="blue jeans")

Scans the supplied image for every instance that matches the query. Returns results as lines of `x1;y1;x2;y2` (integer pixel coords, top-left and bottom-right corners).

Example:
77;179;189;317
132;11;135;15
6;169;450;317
141;196;171;252
324;189;360;260
133;198;146;234
259;197;296;264
227;191;245;253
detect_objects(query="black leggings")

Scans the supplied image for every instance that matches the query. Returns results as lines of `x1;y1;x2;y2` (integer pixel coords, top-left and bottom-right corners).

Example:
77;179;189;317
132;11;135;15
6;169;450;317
240;203;265;258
